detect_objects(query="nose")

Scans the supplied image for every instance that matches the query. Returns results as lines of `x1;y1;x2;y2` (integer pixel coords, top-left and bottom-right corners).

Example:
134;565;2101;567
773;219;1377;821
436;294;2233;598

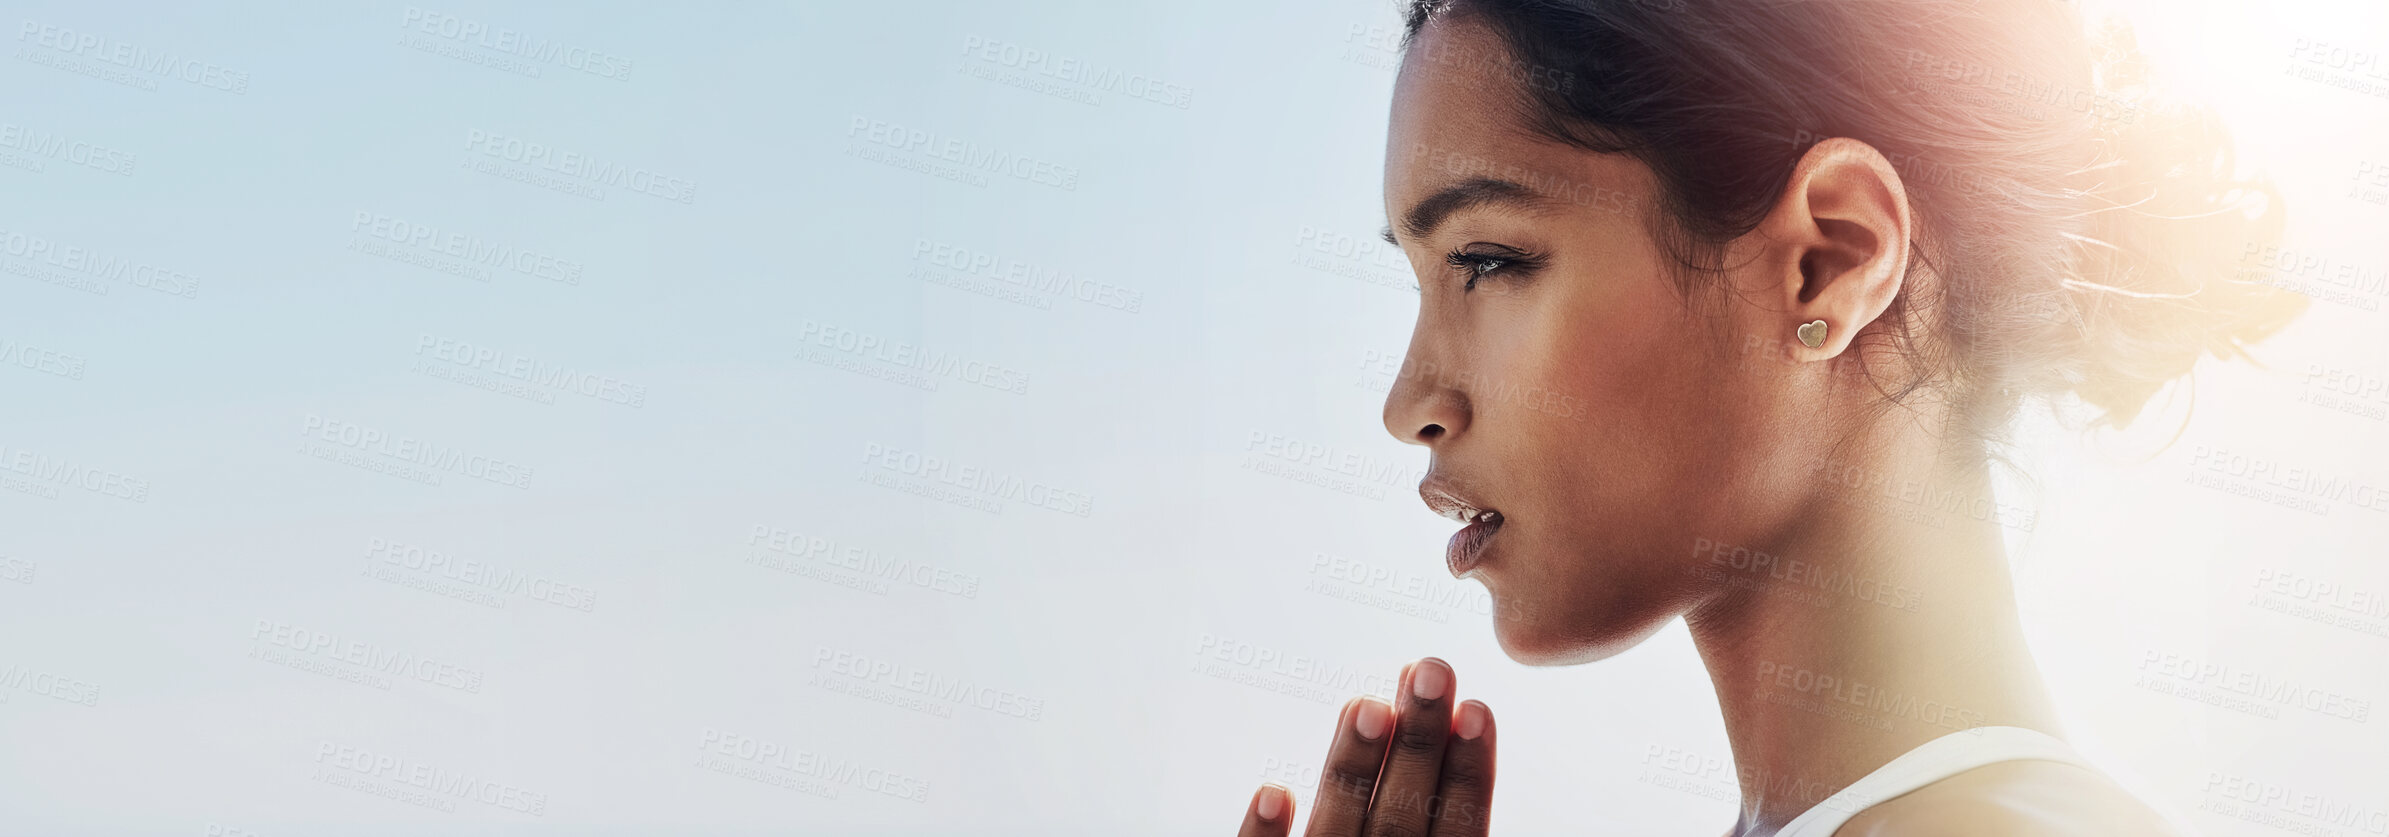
1382;347;1471;446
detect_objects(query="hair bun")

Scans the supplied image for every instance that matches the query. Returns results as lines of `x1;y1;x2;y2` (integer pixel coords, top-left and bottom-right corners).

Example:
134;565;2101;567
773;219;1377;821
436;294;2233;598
2043;18;2310;429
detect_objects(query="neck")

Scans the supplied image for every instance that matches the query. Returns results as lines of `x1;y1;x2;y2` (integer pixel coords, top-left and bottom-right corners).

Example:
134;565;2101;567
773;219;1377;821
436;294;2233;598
1684;442;2062;836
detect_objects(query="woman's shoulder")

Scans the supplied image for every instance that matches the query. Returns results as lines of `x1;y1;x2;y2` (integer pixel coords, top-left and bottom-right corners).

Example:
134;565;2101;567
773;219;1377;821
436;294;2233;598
1833;759;2181;836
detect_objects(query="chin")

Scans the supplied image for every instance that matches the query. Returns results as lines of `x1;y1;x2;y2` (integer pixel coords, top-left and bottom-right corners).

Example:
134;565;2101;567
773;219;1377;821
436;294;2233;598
1491;628;1598;666
1485;582;1676;667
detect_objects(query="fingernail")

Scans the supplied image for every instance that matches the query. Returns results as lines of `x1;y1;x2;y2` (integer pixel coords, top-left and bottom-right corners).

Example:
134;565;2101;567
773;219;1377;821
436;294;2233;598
1456;701;1488;740
1256;784;1287;821
1355;698;1392;740
1410;658;1449;701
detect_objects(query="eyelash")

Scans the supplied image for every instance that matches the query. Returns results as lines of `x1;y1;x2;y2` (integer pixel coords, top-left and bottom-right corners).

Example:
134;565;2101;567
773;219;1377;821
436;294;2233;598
1442;246;1540;291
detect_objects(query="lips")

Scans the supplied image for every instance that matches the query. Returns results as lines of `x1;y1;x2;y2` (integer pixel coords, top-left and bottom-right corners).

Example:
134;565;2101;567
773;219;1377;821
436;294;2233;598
1446;512;1502;577
1422;480;1503;578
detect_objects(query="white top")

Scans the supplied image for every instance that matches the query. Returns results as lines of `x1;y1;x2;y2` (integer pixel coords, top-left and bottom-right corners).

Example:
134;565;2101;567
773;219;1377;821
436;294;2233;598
1774;726;2096;837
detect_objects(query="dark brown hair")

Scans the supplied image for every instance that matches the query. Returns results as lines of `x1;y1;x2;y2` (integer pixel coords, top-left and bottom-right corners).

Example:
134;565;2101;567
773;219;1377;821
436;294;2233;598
1402;0;2307;450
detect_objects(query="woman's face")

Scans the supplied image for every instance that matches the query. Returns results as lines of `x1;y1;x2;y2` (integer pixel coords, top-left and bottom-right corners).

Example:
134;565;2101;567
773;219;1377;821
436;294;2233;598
1382;18;1813;664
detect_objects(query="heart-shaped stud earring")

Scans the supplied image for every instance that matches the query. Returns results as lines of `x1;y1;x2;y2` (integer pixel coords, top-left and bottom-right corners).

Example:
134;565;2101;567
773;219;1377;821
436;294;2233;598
1796;319;1828;349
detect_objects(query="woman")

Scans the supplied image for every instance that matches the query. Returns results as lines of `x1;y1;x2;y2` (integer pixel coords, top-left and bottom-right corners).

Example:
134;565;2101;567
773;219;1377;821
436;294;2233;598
1231;0;2305;834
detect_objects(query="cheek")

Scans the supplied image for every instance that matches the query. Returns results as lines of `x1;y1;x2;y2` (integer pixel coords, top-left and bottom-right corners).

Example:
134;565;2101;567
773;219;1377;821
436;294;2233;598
1523;281;1689;422
1500;277;1731;540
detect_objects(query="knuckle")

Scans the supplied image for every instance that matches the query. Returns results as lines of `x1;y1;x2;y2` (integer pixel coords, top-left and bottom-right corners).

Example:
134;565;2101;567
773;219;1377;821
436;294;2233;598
1321;767;1378;803
1391;726;1440;754
1433;802;1487;831
1439;758;1490;793
1372;786;1436;822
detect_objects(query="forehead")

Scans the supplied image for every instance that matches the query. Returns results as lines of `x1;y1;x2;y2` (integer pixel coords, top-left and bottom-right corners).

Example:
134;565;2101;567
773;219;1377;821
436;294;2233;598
1383;19;1622;226
1385;18;1662;241
1387;19;1531;183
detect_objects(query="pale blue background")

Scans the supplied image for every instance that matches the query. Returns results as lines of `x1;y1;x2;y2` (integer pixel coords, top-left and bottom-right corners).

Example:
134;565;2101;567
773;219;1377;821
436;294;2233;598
1;1;2384;834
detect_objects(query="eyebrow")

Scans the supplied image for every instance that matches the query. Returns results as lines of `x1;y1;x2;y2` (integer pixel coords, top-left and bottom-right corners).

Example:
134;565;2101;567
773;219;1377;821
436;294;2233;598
1383;177;1552;246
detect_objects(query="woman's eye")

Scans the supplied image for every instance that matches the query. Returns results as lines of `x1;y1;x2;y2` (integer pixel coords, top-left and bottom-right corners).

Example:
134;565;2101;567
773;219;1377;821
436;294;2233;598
1445;251;1513;290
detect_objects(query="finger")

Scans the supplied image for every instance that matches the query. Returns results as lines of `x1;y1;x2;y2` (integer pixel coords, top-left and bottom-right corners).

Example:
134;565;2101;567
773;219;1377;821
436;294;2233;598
1304;695;1395;837
1237;783;1295;837
1364;657;1456;837
1427;700;1496;837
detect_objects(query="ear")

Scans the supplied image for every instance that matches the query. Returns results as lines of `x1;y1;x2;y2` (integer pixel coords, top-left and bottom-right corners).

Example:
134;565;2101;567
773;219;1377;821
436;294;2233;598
1754;137;1912;359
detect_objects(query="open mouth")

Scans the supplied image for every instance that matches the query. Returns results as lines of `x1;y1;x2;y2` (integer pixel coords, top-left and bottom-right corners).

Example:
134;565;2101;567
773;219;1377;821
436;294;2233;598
1422;483;1503;578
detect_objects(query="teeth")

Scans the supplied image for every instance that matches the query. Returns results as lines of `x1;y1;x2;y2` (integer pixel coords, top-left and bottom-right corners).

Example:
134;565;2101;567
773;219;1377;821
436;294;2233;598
1427;492;1501;526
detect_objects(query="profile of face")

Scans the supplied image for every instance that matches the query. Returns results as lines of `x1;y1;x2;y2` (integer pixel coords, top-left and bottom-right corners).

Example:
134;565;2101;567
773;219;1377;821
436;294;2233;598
1380;16;1915;665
